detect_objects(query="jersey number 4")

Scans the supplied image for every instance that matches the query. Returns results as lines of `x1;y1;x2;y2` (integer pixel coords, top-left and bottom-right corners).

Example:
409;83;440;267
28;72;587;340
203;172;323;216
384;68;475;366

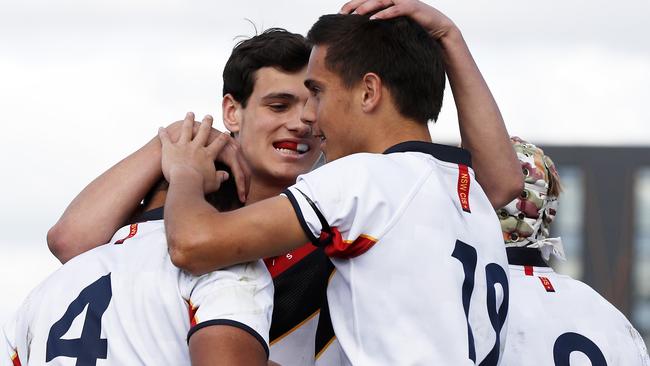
46;273;112;366
452;240;509;366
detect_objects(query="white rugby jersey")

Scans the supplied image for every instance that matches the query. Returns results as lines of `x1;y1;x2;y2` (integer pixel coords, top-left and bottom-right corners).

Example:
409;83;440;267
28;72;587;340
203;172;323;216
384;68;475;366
502;248;650;366
283;141;510;365
1;209;273;366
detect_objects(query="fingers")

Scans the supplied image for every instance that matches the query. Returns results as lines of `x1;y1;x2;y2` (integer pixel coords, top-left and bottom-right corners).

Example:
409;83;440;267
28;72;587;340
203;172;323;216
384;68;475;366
206;131;229;157
216;170;230;185
193;115;214;147
368;5;402;20
233;147;251;203
158;126;172;146
340;0;367;14
206;170;230;194
179;112;195;143
208;133;250;203
224;139;250;203
340;0;395;16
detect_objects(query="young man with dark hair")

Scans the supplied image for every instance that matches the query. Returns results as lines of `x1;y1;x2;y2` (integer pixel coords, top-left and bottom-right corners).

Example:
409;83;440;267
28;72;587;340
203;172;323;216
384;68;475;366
46;29;334;366
158;1;520;364
498;137;650;366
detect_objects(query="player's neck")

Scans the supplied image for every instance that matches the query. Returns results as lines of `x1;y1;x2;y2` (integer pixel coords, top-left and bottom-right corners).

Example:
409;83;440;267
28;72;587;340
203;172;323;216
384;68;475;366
364;116;432;154
142;190;167;212
245;178;290;206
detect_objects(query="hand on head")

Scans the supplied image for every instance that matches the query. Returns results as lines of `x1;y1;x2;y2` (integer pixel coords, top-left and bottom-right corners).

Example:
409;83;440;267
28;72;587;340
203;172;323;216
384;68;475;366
339;0;457;40
159;112;250;201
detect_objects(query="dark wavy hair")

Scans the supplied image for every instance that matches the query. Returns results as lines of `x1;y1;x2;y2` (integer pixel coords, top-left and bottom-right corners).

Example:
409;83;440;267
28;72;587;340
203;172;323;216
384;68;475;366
223;28;311;107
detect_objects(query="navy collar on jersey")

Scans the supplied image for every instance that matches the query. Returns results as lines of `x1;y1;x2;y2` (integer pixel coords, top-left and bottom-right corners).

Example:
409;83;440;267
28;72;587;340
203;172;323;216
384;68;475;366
135;206;164;222
506;247;550;267
383;141;472;167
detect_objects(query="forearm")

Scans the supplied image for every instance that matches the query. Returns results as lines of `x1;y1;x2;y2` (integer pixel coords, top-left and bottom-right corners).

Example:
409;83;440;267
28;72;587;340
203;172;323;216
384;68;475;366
165;170;304;275
164;168;257;275
47;136;163;263
441;28;522;207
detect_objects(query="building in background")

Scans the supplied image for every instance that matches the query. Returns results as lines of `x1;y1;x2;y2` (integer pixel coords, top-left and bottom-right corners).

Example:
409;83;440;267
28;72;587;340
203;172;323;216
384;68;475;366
542;145;650;346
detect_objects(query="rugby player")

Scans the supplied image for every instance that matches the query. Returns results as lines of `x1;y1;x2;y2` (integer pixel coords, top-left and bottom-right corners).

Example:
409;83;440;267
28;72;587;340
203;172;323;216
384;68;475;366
499;137;650;365
2;165;273;365
159;1;520;364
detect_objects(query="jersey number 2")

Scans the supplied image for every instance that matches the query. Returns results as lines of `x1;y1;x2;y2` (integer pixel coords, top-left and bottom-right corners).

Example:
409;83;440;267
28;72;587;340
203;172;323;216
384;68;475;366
452;240;509;366
46;273;112;366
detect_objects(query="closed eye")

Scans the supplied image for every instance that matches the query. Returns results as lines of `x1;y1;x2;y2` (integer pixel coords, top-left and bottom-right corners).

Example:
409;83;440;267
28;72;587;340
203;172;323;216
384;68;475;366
269;103;289;112
308;86;320;97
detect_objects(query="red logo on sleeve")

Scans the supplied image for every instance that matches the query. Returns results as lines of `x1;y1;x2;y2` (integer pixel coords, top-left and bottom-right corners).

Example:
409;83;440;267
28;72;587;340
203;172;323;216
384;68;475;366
457;164;471;213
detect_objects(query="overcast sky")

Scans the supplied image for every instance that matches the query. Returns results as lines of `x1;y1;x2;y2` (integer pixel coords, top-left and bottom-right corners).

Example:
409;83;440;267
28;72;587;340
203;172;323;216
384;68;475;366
1;0;649;324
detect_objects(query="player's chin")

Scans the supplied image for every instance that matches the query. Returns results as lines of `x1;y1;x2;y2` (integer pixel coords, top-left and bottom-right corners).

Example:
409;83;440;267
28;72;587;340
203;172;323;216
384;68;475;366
272;163;313;182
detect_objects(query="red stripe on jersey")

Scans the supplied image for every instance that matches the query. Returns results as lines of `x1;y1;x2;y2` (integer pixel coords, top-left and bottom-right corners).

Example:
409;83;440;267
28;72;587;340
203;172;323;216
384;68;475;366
11;351;21;366
539;276;556;292
264;243;316;278
186;300;198;327
323;228;377;259
115;223;138;244
457;164;471;213
524;266;534;276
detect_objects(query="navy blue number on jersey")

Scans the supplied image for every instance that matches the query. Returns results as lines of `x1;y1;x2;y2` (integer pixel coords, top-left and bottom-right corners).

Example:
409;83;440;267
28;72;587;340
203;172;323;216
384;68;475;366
553;332;607;366
452;240;509;366
46;273;112;366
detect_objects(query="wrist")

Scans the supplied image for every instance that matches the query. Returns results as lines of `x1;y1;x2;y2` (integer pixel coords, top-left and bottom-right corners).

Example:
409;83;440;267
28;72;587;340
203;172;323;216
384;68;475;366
168;165;204;188
437;25;463;49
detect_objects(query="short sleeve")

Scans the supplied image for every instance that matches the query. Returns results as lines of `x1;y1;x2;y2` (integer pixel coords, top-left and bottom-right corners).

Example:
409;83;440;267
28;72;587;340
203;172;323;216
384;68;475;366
180;260;274;358
1;313;22;366
628;323;650;365
282;154;405;259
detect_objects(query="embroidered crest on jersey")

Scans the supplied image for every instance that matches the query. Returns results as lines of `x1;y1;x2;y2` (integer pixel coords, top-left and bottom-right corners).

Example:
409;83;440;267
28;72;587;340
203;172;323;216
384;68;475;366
457;164;471;213
114;223;138;244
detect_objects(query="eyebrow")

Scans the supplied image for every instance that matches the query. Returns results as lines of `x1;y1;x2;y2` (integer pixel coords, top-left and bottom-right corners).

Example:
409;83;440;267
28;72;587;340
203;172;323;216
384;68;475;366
304;79;318;90
261;93;298;102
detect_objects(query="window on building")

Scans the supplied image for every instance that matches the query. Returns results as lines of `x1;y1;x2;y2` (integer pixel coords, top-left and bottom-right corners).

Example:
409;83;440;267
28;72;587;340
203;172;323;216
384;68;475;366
550;166;585;280
633;167;650;346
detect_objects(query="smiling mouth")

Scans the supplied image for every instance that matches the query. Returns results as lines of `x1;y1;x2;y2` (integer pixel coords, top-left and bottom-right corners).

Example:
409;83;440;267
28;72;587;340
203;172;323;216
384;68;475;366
273;141;310;155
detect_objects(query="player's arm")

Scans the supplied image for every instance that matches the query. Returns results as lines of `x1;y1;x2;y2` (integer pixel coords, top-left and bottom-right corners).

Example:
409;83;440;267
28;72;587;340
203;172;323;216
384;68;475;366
161;115;307;275
342;0;523;208
47;132;163;263
47;113;249;264
189;326;268;366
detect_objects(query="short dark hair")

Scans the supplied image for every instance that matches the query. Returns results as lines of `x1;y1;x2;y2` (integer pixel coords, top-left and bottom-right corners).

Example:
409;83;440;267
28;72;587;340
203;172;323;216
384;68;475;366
307;14;446;123
223;28;311;108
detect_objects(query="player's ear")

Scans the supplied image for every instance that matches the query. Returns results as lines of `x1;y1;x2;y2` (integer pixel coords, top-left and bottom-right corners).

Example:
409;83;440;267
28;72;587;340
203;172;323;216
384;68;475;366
360;72;382;113
222;94;242;134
